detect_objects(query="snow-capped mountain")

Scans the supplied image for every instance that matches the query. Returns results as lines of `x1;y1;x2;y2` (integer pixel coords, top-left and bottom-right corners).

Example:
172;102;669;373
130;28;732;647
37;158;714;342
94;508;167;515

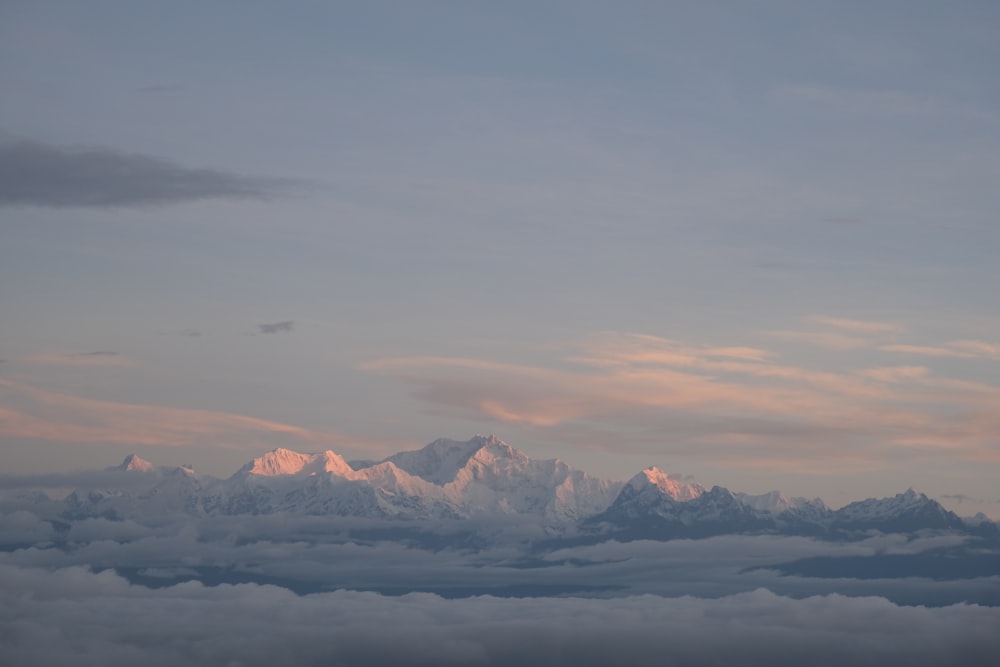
735;490;826;516
588;478;980;540
49;436;995;540
831;489;965;532
84;435;621;523
204;447;448;518
385;435;622;521
239;448;355;477
588;472;773;538
113;453;155;473
64;457;202;520
628;467;706;503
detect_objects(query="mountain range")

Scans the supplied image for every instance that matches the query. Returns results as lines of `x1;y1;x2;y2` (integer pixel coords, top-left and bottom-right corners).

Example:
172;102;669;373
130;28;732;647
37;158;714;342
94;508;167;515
55;435;995;541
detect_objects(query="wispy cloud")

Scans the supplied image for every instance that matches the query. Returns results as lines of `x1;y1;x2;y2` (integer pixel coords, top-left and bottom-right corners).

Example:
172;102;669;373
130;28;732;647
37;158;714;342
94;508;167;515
0;378;347;452
765;315;901;350
881;344;970;358
17;351;134;368
882;340;1000;361
809;316;902;335
760;329;871;351
0;139;291;208
258;320;294;334
856;366;929;384
363;331;1000;471
950;340;1000;358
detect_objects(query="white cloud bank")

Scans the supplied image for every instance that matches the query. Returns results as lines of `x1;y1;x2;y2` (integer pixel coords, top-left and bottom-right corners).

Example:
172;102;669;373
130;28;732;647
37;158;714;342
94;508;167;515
2;564;998;667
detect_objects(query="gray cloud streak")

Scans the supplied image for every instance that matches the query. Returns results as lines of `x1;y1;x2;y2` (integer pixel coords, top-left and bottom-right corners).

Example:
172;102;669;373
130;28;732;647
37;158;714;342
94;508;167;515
258;320;294;334
0;140;290;207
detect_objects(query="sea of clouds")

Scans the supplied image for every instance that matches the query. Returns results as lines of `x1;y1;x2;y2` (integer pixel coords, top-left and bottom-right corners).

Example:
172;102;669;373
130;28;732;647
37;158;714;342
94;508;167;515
3;563;1000;667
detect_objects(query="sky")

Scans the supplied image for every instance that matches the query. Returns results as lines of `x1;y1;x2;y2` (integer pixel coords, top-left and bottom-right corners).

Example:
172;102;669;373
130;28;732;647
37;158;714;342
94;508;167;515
1;1;999;516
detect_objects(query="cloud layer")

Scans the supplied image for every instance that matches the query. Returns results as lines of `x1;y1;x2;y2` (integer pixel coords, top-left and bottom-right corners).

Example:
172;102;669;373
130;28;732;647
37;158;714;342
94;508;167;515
363;324;1000;470
0;378;343;452
0;139;287;207
2;564;998;667
257;320;294;334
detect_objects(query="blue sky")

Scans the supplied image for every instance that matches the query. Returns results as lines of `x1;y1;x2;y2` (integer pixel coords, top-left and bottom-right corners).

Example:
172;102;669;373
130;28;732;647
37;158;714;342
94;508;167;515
2;1;999;515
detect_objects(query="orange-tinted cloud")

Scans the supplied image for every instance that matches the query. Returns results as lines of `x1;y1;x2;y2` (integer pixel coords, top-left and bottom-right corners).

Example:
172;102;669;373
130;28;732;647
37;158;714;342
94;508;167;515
882;340;1000;361
0;378;353;453
362;331;1000;471
809;315;902;334
765;315;903;351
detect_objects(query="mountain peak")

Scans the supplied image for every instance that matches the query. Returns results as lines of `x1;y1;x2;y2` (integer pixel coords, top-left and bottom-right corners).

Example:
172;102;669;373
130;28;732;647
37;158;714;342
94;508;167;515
238;447;357;478
306;450;355;476
626;466;704;502
833;488;962;531
115;454;154;472
384;436;520;485
243;448;314;476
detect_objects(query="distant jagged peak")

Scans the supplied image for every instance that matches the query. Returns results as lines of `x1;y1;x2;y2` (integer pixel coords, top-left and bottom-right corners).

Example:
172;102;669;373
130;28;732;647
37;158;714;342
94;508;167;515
835;487;958;524
241;447;353;477
356;460;434;491
735;489;828;514
736;489;791;512
385;434;527;485
113;453;154;473
467;434;528;465
302;450;355;477
627;466;705;501
241;447;311;476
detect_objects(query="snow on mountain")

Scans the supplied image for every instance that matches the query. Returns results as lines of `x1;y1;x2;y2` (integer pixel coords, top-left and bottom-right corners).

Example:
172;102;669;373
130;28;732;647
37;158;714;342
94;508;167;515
211;446;458;518
734;491;831;525
589;467;704;523
66;455;198;519
630;467;705;502
592;474;772;538
832;489;965;531
384;436;490;485
737;490;801;513
111;453;155;473
51;440;994;539
71;437;621;523
240;448;355;478
383;435;623;521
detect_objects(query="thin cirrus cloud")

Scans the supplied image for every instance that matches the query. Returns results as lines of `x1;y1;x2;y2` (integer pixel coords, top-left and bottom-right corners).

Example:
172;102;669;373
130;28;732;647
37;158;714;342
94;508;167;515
770;317;999;363
16;351;134;368
0;377;344;452
808;315;902;335
257;320;294;334
0;139;291;208
882;341;1000;361
765;315;903;351
362;331;1000;470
